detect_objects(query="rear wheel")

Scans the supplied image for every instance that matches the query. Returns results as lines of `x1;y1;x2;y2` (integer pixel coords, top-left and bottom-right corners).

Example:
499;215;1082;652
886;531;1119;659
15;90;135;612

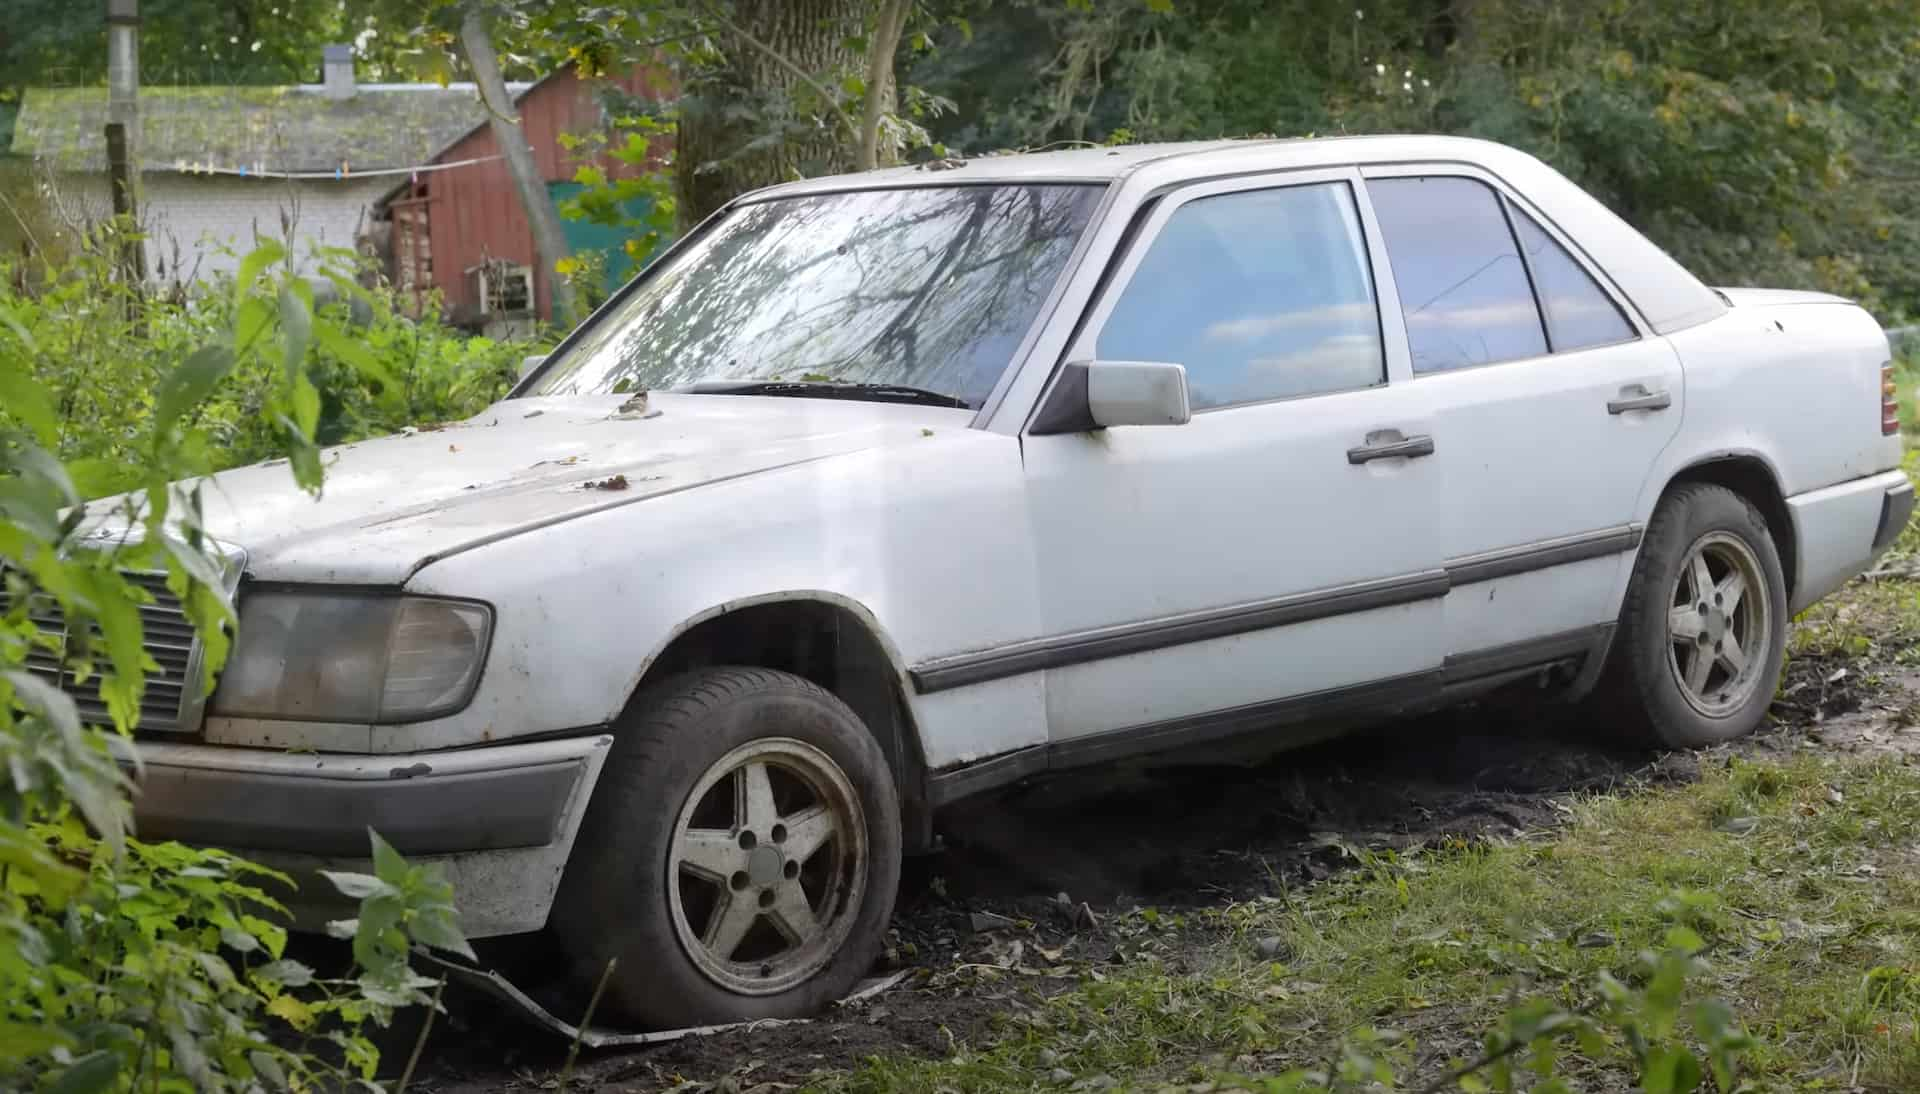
552;667;901;1028
1600;483;1788;748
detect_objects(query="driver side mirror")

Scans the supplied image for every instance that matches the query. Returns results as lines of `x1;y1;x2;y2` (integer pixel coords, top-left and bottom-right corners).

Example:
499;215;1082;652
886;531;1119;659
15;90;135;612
1029;360;1192;435
519;354;547;379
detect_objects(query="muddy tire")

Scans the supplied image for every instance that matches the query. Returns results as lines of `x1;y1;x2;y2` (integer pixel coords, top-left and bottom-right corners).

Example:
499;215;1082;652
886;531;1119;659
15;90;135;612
1598;483;1788;748
551;667;901;1029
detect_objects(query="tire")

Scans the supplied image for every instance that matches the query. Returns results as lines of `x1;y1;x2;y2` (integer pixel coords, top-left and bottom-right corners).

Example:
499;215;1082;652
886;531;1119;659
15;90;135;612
1598;483;1789;748
551;667;901;1028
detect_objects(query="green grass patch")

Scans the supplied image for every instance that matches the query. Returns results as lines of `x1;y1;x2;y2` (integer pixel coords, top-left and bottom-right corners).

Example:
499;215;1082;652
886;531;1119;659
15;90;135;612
816;757;1920;1092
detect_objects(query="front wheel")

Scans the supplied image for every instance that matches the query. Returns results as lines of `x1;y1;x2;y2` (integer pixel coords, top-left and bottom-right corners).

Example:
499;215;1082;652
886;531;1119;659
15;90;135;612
551;667;901;1028
1599;483;1788;748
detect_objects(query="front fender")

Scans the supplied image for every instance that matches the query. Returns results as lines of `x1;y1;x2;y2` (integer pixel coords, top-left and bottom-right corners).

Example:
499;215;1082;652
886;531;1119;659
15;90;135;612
395;433;1050;767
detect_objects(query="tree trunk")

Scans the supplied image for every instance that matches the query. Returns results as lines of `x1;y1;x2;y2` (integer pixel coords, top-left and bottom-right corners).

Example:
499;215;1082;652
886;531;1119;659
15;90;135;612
857;0;910;172
459;7;576;325
674;0;868;228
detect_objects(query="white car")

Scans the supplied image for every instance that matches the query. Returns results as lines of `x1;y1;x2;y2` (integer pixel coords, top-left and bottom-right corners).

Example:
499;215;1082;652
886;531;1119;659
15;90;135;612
99;136;1909;1027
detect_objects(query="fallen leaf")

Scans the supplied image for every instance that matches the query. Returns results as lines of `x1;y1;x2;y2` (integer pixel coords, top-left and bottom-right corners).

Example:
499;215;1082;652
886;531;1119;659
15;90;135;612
585;474;630;491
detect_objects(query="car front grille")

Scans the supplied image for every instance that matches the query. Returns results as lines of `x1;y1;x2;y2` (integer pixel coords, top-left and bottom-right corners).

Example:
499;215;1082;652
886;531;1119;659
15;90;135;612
16;570;207;735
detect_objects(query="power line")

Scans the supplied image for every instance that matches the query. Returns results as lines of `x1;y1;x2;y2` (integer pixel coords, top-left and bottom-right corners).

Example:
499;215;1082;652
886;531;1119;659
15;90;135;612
162;153;506;181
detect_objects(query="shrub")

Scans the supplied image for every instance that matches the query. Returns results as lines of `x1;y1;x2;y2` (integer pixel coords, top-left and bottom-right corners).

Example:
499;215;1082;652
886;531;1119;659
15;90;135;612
1;233;542;498
1;228;478;1090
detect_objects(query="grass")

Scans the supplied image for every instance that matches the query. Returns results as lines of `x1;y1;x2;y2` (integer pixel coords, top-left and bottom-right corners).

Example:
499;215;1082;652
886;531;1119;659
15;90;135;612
811;757;1920;1093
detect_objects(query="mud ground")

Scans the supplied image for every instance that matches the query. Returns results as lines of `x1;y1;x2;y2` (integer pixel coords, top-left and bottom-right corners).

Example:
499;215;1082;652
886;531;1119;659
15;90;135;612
393;646;1920;1093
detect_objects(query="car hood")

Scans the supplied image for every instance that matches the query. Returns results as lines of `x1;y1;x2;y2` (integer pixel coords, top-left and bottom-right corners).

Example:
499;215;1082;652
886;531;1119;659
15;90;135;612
164;393;970;585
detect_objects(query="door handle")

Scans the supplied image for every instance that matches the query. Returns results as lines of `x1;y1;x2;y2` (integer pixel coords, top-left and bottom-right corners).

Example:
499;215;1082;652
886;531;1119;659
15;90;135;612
1347;432;1436;464
1607;387;1672;414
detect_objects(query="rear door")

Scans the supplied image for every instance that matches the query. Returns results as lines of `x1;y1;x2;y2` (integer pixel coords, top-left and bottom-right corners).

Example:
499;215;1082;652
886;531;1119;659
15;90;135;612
1359;168;1684;668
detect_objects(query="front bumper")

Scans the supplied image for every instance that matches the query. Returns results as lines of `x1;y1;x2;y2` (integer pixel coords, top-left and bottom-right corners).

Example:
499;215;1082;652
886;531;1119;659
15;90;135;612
121;733;613;936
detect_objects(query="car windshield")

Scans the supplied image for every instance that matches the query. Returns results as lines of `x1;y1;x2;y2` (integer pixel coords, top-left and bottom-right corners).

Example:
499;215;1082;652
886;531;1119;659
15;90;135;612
524;183;1104;409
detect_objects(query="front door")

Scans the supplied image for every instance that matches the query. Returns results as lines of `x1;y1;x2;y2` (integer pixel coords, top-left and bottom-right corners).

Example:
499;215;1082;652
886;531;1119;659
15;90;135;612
1020;170;1447;760
1360;170;1684;663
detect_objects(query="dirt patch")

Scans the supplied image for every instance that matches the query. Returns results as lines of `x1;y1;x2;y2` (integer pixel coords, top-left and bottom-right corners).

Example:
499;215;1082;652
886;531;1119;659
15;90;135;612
402;656;1920;1092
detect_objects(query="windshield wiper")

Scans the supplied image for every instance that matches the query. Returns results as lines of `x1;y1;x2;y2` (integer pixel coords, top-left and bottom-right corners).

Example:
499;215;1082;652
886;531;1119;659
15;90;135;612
677;380;972;410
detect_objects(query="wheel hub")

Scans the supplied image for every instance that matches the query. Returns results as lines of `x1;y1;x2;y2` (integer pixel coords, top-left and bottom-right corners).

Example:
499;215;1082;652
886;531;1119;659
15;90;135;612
746;844;783;887
1702;607;1728;644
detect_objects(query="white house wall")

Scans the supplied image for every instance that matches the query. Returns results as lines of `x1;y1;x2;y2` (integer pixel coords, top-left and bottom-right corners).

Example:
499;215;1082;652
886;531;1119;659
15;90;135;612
47;172;391;284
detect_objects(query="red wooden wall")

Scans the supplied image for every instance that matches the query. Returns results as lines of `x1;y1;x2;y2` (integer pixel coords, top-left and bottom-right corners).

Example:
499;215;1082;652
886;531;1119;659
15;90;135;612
394;65;671;322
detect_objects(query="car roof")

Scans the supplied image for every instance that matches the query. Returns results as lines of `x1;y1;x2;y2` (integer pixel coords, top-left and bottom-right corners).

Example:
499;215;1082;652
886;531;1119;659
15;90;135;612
746;135;1515;197
740;134;1727;336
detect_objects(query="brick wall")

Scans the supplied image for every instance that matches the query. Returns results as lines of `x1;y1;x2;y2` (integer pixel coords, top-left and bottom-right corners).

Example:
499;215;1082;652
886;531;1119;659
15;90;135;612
48;172;391;285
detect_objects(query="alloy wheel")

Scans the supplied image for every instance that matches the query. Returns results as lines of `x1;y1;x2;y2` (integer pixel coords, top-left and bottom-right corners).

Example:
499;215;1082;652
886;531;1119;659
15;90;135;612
666;737;868;995
1665;531;1773;719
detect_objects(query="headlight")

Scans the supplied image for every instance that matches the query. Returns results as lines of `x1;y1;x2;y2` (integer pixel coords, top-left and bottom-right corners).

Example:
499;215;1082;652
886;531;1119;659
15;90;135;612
211;592;493;724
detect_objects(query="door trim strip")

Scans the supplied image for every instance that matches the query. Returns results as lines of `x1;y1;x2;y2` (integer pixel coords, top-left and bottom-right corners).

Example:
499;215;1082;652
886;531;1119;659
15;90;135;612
925;623;1612;807
908;526;1641;695
1444;524;1641;587
909;569;1449;694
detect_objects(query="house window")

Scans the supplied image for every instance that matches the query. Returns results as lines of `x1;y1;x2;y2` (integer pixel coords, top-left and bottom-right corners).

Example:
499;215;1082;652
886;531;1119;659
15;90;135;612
476;263;534;315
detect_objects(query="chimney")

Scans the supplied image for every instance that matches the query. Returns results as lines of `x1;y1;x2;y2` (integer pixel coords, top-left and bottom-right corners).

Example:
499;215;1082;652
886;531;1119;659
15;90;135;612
322;44;356;99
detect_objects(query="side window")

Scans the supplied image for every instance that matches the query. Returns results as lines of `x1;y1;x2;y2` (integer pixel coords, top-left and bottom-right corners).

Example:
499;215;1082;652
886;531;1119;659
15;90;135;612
1096;182;1384;411
1367;176;1547;374
1510;209;1636;351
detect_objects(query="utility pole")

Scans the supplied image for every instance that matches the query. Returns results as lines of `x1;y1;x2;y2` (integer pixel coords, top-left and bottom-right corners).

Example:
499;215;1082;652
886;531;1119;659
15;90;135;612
105;0;145;285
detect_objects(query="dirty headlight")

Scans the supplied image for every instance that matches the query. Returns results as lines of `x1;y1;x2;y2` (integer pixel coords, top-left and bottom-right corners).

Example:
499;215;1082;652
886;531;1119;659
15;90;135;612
211;593;492;724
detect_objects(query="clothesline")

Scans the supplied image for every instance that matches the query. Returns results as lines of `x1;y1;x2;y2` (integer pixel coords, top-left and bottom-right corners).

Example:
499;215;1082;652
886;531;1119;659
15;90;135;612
164;152;507;181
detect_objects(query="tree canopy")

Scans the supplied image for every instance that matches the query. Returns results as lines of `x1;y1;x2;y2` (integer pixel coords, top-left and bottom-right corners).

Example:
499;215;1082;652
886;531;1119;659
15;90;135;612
5;0;1915;319
910;0;1920;318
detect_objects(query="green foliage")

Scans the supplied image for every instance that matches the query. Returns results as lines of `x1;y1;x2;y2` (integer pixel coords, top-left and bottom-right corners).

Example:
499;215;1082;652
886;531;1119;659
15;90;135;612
0;237;534;499
554;94;680;273
9;823;465;1091
0;228;473;1089
912;0;1920;319
0;0;415;93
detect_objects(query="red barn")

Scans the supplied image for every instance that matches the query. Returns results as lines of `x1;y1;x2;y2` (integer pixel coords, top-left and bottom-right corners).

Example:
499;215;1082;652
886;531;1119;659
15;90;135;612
376;65;671;330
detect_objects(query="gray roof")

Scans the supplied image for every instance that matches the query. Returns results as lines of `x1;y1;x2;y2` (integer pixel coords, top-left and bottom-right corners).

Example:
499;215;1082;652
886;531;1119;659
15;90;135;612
8;83;529;175
750;135;1725;335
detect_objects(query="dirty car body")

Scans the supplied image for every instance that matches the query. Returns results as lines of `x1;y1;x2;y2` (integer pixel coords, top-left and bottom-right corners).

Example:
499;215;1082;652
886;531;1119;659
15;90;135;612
112;136;1910;1025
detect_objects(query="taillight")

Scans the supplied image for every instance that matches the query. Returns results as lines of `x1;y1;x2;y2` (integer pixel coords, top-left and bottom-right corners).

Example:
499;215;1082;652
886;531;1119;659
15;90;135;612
1883;363;1901;436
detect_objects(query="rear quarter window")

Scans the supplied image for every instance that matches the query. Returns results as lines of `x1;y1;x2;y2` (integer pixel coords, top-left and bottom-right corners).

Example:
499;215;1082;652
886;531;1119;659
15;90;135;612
1367;176;1548;374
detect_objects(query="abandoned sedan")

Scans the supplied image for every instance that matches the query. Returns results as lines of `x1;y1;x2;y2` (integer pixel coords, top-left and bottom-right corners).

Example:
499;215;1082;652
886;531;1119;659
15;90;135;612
103;136;1907;1027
